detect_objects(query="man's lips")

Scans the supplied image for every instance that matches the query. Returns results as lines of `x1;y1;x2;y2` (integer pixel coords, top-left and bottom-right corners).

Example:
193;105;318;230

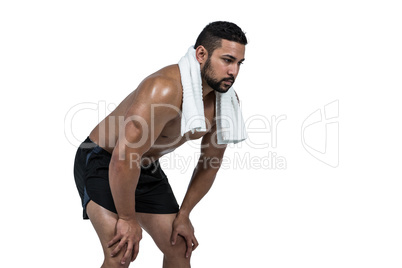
223;78;234;85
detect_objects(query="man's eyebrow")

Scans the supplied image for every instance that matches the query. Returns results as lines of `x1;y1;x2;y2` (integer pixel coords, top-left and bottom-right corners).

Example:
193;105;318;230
222;54;246;62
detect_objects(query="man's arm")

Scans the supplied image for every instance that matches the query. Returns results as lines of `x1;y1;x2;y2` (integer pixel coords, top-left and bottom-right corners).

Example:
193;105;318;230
107;78;180;264
171;122;227;258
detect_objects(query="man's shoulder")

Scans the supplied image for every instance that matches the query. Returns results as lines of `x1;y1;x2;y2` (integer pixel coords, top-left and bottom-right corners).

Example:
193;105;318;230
137;64;183;106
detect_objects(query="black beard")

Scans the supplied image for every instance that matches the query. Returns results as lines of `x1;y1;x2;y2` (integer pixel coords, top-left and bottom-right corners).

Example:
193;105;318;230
201;57;234;93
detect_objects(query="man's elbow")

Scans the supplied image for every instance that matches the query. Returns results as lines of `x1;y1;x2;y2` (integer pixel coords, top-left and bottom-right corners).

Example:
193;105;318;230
197;156;224;171
110;150;143;175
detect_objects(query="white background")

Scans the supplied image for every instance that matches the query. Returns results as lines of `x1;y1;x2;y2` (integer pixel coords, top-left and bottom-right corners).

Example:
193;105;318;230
1;0;401;267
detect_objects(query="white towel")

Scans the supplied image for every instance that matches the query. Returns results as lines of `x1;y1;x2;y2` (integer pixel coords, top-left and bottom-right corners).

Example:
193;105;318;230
178;46;248;144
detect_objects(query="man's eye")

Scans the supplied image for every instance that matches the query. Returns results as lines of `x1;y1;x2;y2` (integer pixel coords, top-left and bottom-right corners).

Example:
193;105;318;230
224;59;232;63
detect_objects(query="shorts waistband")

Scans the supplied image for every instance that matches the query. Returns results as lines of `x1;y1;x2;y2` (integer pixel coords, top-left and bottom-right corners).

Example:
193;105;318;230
79;137;161;169
79;136;107;152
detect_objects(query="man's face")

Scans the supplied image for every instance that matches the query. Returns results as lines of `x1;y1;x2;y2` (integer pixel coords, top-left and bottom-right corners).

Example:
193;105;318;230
201;39;246;93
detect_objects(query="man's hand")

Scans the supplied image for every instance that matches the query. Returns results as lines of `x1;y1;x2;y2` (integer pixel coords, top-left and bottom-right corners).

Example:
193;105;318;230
107;218;143;265
170;213;199;258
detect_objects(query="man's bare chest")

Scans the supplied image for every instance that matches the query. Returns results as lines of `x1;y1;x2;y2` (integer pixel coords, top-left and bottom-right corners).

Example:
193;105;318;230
152;95;216;149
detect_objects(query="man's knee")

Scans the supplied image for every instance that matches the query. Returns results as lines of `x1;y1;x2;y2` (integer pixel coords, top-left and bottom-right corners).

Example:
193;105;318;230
102;243;132;268
102;258;131;268
162;236;190;261
103;250;132;268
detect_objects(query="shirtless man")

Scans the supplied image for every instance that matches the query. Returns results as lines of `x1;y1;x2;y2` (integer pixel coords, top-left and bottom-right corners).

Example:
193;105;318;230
74;21;247;267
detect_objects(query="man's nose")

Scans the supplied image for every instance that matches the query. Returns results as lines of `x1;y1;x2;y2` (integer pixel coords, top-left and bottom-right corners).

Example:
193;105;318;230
228;64;239;78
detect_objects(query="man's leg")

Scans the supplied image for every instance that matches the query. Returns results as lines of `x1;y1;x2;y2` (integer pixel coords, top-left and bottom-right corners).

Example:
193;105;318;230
86;201;132;268
136;213;191;268
86;200;191;268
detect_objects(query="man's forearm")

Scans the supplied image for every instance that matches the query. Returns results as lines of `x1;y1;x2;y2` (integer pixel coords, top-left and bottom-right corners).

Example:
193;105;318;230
109;156;140;220
179;165;220;216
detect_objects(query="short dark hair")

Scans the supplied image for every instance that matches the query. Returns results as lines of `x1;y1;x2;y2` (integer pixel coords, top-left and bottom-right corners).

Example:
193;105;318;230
194;21;247;56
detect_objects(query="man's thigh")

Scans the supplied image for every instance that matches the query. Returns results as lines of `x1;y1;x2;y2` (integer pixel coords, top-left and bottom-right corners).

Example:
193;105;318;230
86;201;132;267
136;213;187;256
87;203;189;266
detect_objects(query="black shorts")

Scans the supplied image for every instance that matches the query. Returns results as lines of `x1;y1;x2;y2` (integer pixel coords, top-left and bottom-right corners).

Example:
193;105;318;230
74;137;179;219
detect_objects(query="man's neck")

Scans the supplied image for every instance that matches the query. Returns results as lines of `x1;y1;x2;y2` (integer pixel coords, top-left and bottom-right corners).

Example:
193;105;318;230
202;81;214;98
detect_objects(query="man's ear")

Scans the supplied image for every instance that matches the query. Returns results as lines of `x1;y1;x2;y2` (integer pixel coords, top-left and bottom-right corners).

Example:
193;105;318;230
195;46;208;64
